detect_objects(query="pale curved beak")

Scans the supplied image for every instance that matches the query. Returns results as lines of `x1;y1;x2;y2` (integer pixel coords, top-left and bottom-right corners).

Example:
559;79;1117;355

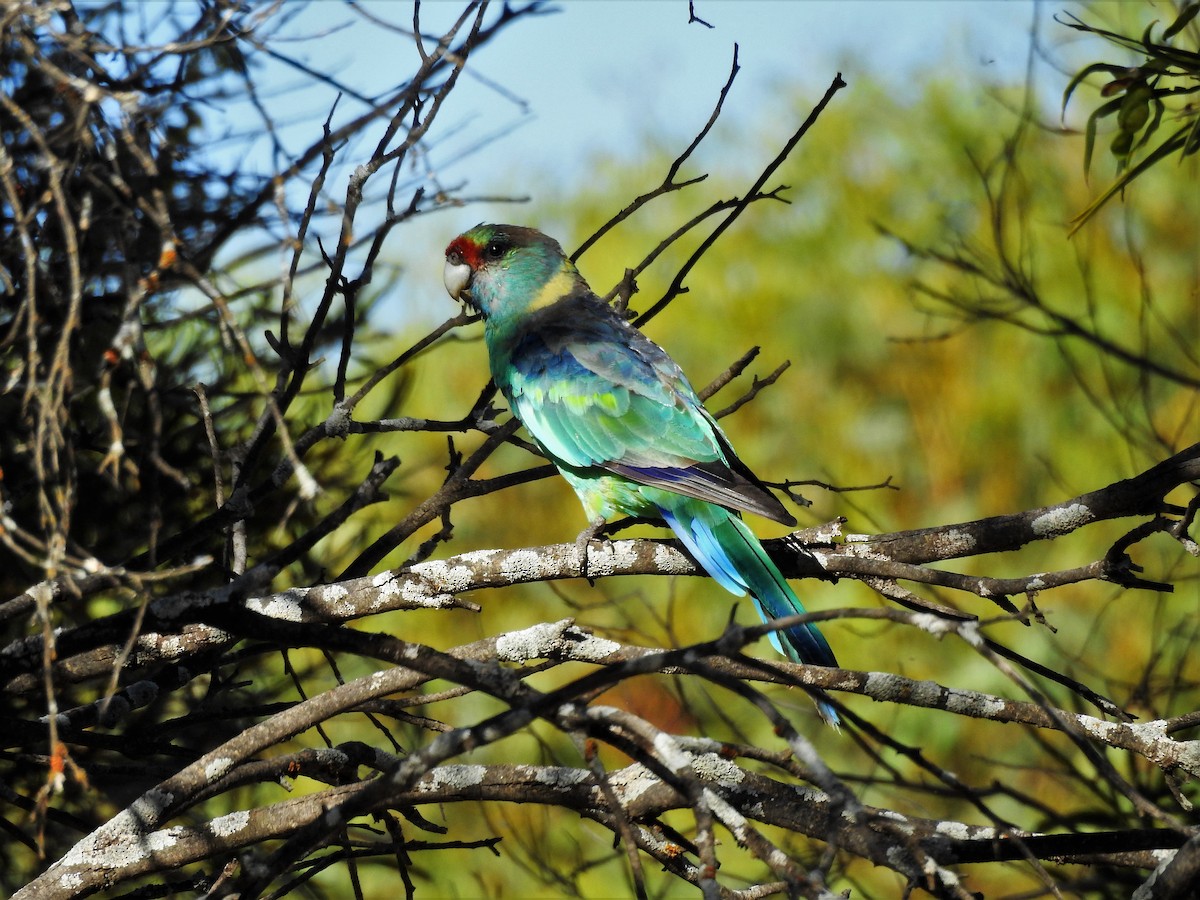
443;258;472;304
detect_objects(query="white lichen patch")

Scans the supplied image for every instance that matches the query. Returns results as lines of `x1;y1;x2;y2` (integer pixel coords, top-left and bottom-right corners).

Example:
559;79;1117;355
319;583;352;614
501;548;557;582
204;757;234;782
441;562;477;591
936;529;976;555
934;820;985;841
208;809;250;837
319;580;348;602
608;763;659;805
1031;503;1094;537
455;548;503;570
422;765;487;791
385;562;472;607
496;621;567;661
59;789;176;870
495;620;619;662
401;580;455;608
569;633;621;661
1078;717;1123;741
246;590;306;622
589;539;636;576
652;542;691;575
140;826;179;853
156;633;190;658
690;753;744;786
372;570;405;597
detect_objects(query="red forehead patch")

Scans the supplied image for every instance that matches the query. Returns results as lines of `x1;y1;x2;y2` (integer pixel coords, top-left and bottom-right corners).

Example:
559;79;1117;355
446;235;482;268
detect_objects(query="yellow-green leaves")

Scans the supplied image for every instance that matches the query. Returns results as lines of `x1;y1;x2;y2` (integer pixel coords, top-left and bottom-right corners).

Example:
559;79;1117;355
1061;4;1200;234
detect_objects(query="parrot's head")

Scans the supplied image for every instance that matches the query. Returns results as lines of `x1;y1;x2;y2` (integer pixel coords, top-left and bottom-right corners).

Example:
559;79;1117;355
444;224;584;321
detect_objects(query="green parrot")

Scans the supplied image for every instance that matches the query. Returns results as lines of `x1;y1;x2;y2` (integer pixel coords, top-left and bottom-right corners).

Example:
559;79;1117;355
444;224;838;723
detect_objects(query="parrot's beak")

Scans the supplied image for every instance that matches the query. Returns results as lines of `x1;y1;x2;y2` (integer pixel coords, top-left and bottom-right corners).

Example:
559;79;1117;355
443;257;474;308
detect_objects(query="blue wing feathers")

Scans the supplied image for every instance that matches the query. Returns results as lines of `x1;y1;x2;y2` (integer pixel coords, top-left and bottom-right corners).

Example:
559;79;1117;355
504;298;794;523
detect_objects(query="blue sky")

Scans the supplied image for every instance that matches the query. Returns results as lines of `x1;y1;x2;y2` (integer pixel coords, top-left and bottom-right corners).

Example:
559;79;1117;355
266;1;1049;184
209;1;1121;316
418;1;1040;172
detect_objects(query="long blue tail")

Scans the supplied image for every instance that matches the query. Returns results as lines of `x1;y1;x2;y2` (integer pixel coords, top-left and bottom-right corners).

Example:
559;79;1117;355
660;500;839;725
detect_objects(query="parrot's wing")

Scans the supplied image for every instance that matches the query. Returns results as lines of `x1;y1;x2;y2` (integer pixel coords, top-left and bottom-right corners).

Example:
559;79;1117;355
506;307;795;525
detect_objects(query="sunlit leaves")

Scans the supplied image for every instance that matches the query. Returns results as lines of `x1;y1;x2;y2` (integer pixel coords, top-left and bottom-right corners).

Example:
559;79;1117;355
1060;3;1200;233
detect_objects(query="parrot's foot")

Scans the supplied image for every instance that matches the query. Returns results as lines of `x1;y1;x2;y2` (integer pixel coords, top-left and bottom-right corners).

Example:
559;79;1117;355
574;516;608;585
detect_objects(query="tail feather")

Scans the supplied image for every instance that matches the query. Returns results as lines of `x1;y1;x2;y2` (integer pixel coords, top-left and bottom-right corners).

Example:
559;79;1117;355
660;502;840;725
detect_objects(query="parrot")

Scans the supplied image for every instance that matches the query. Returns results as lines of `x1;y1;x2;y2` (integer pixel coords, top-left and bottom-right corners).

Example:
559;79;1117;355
443;224;839;723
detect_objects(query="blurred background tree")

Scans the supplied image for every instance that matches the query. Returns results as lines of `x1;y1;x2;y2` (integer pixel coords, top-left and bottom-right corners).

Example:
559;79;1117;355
2;1;1198;898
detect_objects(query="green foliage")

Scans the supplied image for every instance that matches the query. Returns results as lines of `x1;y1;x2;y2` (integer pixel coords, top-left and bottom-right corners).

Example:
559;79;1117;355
1061;3;1200;232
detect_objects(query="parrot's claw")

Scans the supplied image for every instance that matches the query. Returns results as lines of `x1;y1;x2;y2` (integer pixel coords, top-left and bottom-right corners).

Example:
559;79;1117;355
575;516;608;585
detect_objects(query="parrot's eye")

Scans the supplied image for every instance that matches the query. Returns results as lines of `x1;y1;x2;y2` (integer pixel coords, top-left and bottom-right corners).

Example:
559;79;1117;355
483;240;507;261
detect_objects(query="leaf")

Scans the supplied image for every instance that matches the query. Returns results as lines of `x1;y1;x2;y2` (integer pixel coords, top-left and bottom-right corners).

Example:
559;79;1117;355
1163;2;1200;40
1062;63;1133;116
1184;117;1200;156
1101;76;1137;97
1116;87;1152;133
1070;125;1191;236
1140;19;1162;50
1132;98;1166;154
1082;96;1125;177
1054;10;1145;51
1110;130;1135;170
1083;110;1099;178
